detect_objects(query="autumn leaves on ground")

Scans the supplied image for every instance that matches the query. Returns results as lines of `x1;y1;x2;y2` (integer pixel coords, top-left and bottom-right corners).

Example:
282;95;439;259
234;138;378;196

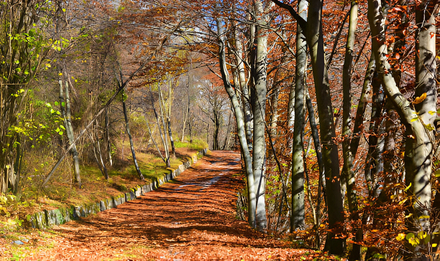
0;151;320;260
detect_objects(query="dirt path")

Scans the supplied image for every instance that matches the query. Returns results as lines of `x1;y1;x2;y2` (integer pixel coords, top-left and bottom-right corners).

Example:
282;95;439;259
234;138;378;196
5;151;309;260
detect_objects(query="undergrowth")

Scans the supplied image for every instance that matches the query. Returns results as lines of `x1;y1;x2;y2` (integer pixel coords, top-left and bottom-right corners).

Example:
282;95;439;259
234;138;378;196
0;139;207;234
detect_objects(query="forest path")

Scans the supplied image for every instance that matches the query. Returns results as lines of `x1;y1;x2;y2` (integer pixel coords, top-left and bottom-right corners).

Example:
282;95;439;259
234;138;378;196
12;151;308;260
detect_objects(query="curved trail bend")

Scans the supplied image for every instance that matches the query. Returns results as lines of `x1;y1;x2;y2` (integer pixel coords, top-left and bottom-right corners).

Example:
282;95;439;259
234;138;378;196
19;151;307;260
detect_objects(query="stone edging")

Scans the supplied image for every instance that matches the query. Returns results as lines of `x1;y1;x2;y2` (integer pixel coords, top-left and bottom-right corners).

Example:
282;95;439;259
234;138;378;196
26;148;208;229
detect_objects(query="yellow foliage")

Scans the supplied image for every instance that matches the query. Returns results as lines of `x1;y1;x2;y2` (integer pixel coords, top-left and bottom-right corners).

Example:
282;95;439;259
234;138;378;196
413;93;427;105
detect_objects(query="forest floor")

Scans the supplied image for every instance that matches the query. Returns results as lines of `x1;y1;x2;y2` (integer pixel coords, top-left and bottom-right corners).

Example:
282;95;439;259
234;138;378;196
1;151;337;260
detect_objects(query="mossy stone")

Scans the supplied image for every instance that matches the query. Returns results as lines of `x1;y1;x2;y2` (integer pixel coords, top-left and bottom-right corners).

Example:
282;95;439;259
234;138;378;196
34;211;47;229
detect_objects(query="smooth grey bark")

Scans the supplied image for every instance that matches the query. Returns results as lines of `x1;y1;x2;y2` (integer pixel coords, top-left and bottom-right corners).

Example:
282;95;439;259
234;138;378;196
217;17;256;228
158;83;171;166
271;2;345;253
181;59;192;142
149;86;171;168
269;83;280;139
305;86;327;212
95;122;109;180
368;0;435;257
122;92;145;181
364;71;385;195
305;0;345;254
341;2;361;259
59;79;81;188
409;1;436;257
251;0;272;231
12;136;22;195
105;108;113;167
290;0;308;232
167;79;176;158
234;25;253;150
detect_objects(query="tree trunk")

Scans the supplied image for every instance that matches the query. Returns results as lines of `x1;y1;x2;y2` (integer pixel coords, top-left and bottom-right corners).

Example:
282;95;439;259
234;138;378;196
213;111;220;150
96;122;109;180
238;15;253;151
181;59;192;142
60;79;81;188
167;79;176;158
368;0;435;257
157;83;171;163
305;87;326;203
341;2;361;259
149;86;171;168
306;0;345;254
290;0;308;232
167;117;176;158
122;91;144;181
105;108;113;167
217;17;256;228
251;0;271;231
13;136;22;195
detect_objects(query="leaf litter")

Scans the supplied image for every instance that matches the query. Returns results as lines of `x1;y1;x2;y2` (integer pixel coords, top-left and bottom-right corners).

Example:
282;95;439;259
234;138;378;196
1;151;336;260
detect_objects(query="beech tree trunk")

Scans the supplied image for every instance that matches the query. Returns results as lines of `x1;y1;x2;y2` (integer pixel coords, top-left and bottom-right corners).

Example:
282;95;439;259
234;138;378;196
238;15;253;151
122;91;145;181
167;79;176;158
290;0;308;232
149;86;171;168
250;0;272;231
158;83;171;165
306;0;345;254
105;108;113;167
181;59;191;142
368;0;435;257
217;17;256;228
341;2;361;259
59;79;81;188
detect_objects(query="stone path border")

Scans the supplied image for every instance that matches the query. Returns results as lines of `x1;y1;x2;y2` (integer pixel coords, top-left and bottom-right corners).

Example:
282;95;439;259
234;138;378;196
25;149;208;229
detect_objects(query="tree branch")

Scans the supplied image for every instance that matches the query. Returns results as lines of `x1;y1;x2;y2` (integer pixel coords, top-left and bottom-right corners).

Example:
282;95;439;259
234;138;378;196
271;0;307;31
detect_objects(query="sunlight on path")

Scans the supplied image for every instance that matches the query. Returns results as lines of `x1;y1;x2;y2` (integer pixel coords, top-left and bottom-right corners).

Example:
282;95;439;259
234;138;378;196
4;151;308;260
